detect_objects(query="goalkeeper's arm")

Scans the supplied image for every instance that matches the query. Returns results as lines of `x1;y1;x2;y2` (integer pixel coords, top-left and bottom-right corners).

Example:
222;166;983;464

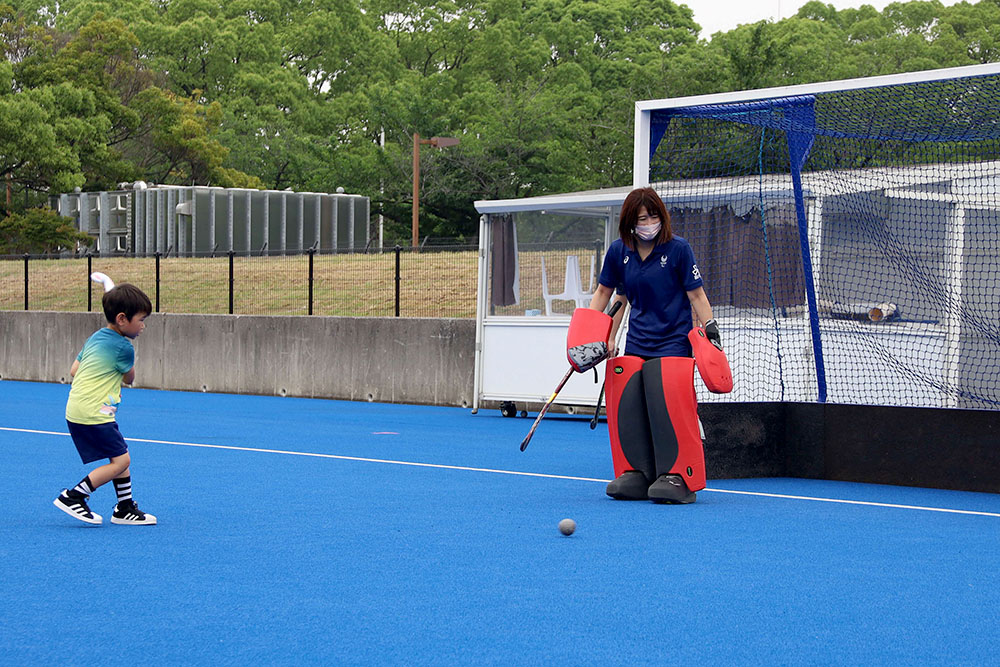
687;287;720;348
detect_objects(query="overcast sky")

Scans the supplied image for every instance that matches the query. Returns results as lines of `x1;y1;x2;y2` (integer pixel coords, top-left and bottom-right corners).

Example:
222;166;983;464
687;0;964;38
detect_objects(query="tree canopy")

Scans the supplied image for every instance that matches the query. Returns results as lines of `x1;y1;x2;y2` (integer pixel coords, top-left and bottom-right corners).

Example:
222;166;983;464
3;0;1000;241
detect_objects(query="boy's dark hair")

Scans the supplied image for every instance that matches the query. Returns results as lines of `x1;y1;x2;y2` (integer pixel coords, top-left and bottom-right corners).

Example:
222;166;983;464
102;283;152;323
618;187;673;250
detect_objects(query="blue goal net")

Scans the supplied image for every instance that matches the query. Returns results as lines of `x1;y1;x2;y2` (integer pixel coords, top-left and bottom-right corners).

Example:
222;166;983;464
645;66;1000;409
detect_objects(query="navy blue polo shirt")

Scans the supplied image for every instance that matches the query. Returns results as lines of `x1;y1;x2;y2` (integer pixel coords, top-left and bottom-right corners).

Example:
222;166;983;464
598;237;703;358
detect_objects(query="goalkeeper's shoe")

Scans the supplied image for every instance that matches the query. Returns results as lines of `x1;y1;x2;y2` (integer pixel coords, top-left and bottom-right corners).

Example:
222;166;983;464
606;470;650;500
53;490;102;525
647;474;697;504
111;499;157;525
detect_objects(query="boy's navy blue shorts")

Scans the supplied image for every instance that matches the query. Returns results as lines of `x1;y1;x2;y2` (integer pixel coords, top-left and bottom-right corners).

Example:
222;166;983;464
66;420;129;464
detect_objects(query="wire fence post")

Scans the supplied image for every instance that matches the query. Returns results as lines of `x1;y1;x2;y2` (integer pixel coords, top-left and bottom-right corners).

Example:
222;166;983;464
87;253;92;312
23;254;29;311
155;251;161;313
228;250;235;315
307;247;315;316
593;238;602;283
394;245;401;317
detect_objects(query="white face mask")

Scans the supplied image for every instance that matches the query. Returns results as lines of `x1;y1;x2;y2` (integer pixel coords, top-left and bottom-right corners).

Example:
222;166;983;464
635;222;661;241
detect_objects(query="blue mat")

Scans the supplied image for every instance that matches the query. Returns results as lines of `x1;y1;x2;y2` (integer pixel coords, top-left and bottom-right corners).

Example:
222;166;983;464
2;380;1000;664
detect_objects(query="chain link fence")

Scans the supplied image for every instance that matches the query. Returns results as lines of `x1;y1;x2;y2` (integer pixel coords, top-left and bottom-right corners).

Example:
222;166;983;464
0;246;479;318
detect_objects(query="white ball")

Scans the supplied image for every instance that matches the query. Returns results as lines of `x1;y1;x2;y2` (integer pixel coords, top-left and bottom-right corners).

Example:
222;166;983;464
558;518;576;536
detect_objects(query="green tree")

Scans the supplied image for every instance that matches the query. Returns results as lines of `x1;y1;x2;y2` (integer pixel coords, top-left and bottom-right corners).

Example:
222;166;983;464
354;0;706;241
0;206;91;253
128;87;264;187
938;0;1000;63
10;0;1000;245
1;6;104;203
3;5;261;199
797;0;984;76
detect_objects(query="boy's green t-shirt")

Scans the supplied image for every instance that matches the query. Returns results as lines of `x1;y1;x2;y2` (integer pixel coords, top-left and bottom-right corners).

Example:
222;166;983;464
65;327;135;425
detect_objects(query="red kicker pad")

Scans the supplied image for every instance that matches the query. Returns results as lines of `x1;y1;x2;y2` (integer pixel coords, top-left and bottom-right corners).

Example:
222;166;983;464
604;356;656;482
641;357;706;492
566;308;613;373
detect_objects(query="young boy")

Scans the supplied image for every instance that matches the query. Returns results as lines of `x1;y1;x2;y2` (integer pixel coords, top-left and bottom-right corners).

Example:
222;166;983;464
53;283;156;525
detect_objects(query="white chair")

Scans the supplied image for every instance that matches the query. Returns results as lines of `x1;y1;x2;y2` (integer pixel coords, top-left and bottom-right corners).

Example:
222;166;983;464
562;254;583;308
541;255;595;315
571;254;596;307
541;256;570;316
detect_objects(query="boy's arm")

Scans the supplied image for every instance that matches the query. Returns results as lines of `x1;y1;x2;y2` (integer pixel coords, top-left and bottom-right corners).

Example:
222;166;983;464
70;360;80;377
118;338;136;386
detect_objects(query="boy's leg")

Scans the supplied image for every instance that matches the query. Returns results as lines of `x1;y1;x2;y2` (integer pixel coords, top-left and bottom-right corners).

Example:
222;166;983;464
56;424;131;525
86;452;131;489
71;475;95;497
53;452;129;525
113;468;132;504
110;466;157;526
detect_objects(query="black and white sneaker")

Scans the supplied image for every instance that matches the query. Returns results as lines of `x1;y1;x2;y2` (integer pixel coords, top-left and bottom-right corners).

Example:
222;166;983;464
110;500;157;525
53;490;102;525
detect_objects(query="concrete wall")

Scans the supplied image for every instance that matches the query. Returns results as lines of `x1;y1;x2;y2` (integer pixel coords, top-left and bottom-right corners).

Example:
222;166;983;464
0;312;476;407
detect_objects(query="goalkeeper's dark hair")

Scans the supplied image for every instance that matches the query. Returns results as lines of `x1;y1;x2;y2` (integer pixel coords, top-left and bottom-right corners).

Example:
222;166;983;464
619;187;673;250
102;283;152;323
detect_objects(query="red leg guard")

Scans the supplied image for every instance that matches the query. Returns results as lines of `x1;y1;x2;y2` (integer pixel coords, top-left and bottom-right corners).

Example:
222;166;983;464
605;356;655;482
641;357;706;492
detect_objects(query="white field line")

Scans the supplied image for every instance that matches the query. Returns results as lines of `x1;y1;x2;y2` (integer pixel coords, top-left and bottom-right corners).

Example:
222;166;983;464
704;487;1000;518
0;426;608;483
4;425;1000;518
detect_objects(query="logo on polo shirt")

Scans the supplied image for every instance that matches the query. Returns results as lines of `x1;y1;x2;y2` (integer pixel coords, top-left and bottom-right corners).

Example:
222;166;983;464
692;264;702;280
623;255;629;264
660;255;667;267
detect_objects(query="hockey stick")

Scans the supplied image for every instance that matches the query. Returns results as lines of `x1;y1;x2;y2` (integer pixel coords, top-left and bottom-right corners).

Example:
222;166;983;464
521;300;622;451
590;299;627;429
589;382;606;430
519;366;574;451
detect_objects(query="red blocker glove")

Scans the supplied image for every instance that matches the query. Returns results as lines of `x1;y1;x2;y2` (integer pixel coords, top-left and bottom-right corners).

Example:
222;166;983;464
566;306;617;373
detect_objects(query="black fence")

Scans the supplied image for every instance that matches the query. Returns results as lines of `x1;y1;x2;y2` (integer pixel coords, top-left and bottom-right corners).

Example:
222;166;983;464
1;245;479;318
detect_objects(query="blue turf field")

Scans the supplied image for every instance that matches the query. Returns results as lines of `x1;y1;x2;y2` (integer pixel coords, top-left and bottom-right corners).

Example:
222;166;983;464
2;379;1000;664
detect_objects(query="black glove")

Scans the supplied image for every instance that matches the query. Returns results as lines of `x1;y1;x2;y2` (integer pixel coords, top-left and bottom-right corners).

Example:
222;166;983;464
704;319;721;350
